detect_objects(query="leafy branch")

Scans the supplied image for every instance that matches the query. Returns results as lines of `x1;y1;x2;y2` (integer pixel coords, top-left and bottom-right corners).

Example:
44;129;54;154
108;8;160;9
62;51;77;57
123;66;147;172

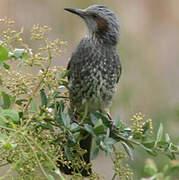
0;19;178;180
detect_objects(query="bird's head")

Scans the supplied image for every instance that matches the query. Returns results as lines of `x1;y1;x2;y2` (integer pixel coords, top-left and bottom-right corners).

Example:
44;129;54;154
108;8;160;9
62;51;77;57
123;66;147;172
64;5;120;45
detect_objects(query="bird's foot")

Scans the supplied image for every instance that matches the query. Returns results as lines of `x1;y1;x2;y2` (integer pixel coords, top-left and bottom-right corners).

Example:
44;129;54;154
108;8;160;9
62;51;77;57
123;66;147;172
71;110;80;124
71;115;78;124
106;113;115;132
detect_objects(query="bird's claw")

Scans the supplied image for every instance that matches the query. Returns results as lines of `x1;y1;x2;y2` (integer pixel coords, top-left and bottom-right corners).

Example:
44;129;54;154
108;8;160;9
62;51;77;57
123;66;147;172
71;111;79;124
106;113;115;132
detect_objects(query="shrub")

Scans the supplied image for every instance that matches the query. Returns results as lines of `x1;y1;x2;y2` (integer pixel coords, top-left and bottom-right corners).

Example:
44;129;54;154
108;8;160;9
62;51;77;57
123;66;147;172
0;18;178;180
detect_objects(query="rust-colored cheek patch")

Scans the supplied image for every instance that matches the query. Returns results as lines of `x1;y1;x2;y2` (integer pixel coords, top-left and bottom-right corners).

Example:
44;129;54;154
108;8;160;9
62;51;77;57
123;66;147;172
95;17;108;35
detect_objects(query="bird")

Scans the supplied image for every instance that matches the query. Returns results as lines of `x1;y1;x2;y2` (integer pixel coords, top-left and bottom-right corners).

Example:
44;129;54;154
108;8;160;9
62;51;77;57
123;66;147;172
61;4;121;176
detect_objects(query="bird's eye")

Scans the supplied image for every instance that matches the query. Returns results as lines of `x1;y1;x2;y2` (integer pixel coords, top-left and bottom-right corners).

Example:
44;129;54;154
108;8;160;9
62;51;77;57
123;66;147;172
92;14;98;18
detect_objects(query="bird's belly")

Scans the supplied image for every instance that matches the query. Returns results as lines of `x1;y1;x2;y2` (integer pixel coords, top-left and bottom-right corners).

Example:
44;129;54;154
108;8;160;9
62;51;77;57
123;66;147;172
69;70;117;112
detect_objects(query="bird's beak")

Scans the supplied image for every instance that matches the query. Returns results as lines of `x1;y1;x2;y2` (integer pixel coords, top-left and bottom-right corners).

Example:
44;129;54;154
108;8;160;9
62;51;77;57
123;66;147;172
64;8;86;18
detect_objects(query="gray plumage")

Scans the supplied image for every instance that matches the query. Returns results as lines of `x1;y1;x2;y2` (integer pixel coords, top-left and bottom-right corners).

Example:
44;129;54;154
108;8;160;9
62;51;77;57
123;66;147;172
62;5;121;176
66;5;121;115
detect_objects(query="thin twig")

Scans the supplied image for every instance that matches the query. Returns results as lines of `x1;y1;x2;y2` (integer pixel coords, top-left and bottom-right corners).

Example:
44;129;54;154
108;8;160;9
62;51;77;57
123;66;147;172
111;131;179;156
26;135;66;180
23;135;49;179
0;125;16;132
4;27;24;45
126;138;179;155
111;173;116;180
80;103;88;123
24;38;53;111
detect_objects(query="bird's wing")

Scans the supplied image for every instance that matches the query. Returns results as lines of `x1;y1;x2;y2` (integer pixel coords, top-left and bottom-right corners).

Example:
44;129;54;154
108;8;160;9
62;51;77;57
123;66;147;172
116;54;122;83
67;38;122;84
67;38;91;80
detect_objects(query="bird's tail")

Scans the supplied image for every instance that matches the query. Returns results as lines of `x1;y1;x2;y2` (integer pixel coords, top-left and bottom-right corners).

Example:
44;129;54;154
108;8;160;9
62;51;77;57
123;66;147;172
79;132;92;176
58;131;92;177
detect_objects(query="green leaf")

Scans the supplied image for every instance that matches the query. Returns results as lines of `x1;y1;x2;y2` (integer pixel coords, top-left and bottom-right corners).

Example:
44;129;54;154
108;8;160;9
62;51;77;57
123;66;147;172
133;132;142;139
90;112;99;126
119;123;127;131
142;135;155;148
95;135;103;145
112;133;128;142
170;144;178;151
64;146;72;160
37;122;53;131
14;159;23;171
0;109;19;123
40;89;48;107
84;124;95;135
164;134;176;160
1;91;11;109
14;48;25;58
106;128;110;138
141;144;157;156
90;111;111;127
100;141;113;153
157;141;168;148
124;127;132;133
94;119;106;134
0;45;9;62
15;99;28;106
30;98;38;113
100;141;106;150
104;137;117;146
22;52;28;59
61;113;71;129
70;123;80;132
59;80;69;89
2;62;10;69
9;48;25;59
124;141;134;149
55;101;65;113
60;70;70;79
101;115;111;127
165;133;171;144
121;142;133;160
166;151;175;160
3;142;13;150
67;135;76;146
155;123;163;147
73;132;80;142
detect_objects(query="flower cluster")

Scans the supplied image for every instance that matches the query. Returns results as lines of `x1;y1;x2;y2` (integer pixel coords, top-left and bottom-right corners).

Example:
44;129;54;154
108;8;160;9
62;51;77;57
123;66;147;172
131;112;153;135
31;24;51;40
5;71;38;97
112;150;133;180
0;17;25;49
24;24;67;67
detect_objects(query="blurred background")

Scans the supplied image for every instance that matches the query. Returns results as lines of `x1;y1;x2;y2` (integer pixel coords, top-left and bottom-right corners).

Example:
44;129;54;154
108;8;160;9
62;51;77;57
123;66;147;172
0;0;179;179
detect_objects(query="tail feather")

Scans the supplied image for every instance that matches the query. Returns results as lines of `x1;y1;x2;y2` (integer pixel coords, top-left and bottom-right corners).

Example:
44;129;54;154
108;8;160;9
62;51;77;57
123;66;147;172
58;132;92;177
79;133;92;176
